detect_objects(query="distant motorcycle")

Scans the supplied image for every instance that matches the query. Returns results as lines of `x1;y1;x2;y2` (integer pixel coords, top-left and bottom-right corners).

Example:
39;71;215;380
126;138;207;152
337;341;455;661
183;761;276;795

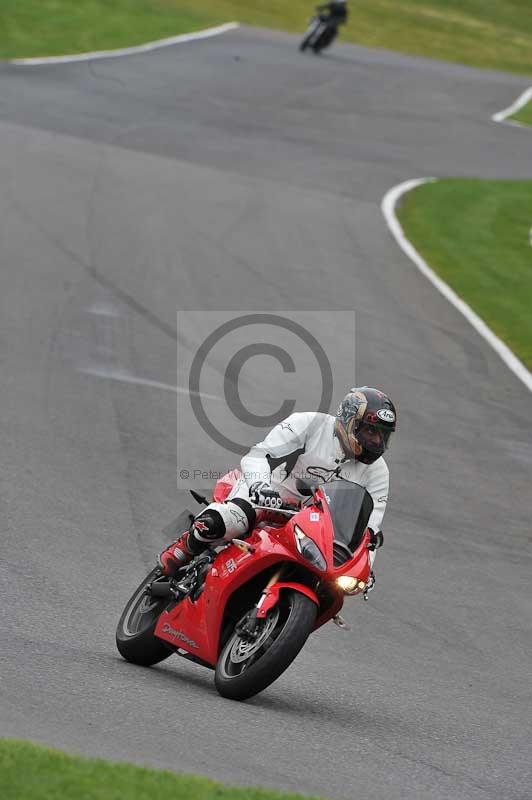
116;471;381;701
300;16;339;53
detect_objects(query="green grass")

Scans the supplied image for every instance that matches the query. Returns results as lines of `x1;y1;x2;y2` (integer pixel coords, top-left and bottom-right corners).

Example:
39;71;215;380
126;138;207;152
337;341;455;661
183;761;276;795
0;739;326;800
511;101;532;126
0;1;220;58
2;0;532;74
397;178;532;369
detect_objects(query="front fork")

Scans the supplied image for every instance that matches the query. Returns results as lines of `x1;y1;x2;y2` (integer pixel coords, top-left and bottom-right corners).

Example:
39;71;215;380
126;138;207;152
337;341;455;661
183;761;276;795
236;568;284;640
255;567;284;617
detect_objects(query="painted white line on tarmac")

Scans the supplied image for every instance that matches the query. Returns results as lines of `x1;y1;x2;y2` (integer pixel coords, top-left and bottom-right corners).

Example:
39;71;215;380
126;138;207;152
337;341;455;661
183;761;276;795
79;365;221;399
86;302;121;318
381;178;532;394
10;22;240;66
492;86;532;125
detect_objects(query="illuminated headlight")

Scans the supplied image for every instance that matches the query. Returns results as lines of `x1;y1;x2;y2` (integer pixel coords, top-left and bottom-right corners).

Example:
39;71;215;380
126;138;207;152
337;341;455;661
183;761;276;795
336;576;367;595
294;525;326;571
336;576;358;593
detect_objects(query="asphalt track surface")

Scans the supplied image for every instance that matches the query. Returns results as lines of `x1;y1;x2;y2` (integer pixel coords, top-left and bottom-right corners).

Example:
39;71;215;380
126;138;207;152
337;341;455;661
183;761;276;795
1;26;532;800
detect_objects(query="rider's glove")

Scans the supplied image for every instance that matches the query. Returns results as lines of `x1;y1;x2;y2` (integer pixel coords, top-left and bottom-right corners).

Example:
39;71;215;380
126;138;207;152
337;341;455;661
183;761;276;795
249;481;282;509
366;529;384;551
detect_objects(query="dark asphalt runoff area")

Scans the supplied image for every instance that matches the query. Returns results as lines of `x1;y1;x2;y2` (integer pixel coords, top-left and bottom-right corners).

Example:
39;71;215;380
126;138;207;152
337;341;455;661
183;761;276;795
1;25;532;800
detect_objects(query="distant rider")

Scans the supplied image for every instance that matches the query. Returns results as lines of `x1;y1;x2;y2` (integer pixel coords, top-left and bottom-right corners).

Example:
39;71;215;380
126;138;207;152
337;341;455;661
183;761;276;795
160;386;396;580
316;0;348;27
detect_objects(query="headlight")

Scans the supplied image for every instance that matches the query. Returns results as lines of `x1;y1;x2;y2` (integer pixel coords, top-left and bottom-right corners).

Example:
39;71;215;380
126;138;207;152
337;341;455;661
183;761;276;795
336;576;358;593
294;525;326;571
336;576;367;595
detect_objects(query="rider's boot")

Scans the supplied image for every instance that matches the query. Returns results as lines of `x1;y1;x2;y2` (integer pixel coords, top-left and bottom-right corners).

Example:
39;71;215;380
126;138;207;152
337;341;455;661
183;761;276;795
159;531;195;577
158;511;223;576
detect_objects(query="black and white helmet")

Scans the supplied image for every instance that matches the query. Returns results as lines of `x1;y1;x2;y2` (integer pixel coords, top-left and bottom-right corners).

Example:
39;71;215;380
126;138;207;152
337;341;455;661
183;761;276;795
335;387;396;464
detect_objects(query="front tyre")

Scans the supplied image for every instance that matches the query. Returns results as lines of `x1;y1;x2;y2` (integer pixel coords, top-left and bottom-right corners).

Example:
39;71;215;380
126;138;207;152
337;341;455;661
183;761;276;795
116;567;172;666
300;20;320;51
214;590;317;701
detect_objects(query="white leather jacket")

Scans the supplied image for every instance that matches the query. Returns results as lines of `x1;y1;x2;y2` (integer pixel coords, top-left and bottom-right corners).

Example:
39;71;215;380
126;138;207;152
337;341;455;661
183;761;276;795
240;412;389;533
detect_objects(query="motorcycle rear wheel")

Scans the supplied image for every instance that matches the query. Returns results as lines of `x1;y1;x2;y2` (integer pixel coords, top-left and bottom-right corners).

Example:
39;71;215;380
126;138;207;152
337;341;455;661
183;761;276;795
313;26;337;53
116;567;172;666
214;590;317;700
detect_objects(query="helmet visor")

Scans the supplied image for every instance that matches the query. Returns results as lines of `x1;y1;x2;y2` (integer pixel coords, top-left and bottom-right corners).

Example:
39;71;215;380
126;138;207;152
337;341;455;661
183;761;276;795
356;423;393;457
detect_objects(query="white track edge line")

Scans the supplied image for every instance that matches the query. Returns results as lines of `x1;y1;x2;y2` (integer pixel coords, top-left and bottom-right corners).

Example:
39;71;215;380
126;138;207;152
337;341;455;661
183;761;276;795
381;178;532;394
492;85;532;123
9;22;240;65
79;365;222;399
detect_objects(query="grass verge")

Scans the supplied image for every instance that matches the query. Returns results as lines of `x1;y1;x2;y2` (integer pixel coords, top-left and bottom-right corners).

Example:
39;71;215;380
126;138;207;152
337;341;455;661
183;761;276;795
510;100;532;126
0;1;221;58
0;739;325;800
2;1;532;74
397;178;532;370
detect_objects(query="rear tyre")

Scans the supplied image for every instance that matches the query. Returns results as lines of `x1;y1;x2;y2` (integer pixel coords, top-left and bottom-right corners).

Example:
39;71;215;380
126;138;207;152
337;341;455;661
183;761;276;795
214;590;317;701
116;567;172;666
312;34;327;54
313;26;336;53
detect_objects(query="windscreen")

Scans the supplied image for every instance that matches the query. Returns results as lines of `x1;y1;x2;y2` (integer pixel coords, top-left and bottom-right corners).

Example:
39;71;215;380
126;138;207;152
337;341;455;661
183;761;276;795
321;480;374;552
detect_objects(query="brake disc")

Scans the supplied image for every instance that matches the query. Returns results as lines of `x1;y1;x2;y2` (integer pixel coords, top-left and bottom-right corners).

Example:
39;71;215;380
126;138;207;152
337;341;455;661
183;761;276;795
229;607;280;663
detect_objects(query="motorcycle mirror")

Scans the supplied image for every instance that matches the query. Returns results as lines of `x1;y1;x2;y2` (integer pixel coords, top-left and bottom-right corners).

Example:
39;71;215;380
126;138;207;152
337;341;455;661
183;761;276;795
190;490;209;506
295;478;316;497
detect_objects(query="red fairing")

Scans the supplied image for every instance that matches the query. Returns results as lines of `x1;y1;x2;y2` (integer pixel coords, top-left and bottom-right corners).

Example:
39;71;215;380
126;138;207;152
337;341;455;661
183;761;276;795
212;469;241;502
154;478;373;665
256;582;319;618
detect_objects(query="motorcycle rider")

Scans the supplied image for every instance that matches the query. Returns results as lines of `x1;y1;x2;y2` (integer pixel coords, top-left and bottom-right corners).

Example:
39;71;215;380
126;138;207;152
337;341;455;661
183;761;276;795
160;386;396;578
316;0;348;27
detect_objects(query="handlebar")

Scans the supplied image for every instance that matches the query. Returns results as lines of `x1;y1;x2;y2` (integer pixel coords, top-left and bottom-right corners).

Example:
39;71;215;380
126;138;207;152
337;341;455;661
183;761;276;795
253;503;300;516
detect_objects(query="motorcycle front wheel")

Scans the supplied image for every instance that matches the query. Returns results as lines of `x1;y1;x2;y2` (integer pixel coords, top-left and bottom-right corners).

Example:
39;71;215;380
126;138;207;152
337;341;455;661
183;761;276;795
299;20;321;51
116;567;172;666
214;590;317;700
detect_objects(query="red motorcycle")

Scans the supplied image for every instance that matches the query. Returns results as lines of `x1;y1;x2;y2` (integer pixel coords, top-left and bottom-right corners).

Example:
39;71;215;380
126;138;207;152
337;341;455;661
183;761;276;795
116;473;380;700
